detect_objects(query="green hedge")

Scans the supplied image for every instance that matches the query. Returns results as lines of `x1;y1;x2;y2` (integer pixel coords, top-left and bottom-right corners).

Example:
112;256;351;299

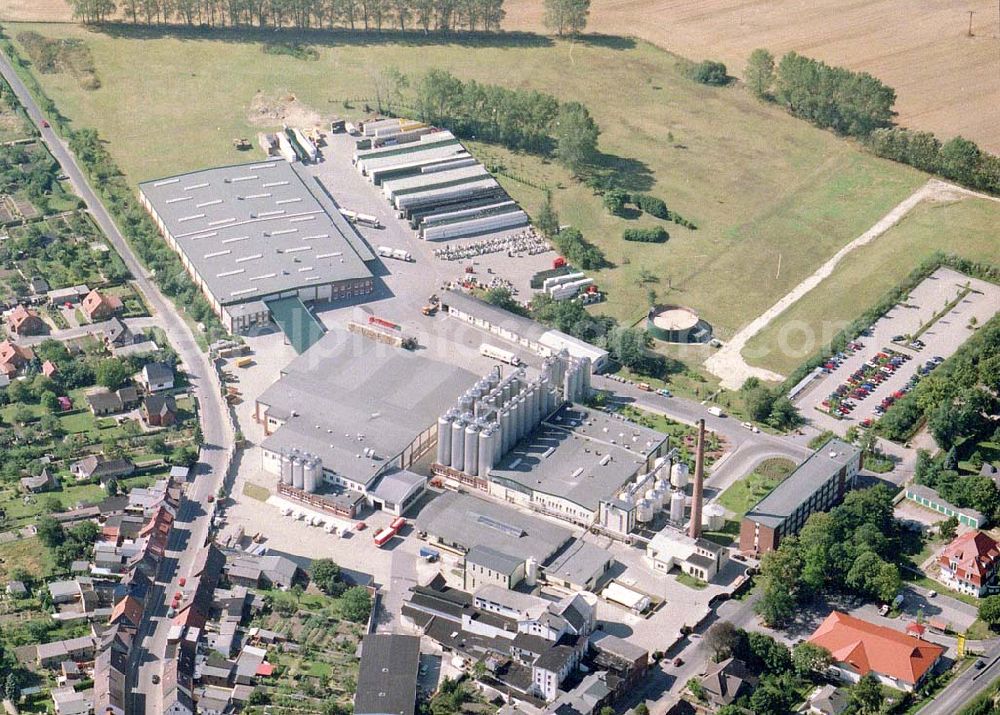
623;227;669;243
632;194;669;219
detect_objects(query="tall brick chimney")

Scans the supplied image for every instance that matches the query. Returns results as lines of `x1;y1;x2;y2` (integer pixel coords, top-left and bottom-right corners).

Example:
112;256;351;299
688;419;705;539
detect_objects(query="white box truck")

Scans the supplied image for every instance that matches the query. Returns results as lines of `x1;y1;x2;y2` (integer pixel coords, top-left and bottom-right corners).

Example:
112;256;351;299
480;343;520;366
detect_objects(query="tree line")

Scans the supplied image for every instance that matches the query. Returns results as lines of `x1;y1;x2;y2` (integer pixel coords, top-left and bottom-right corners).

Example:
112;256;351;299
67;0;507;32
744;48;1000;196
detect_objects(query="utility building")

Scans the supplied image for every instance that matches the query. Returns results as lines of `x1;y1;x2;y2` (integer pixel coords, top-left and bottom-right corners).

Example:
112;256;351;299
139;160;375;335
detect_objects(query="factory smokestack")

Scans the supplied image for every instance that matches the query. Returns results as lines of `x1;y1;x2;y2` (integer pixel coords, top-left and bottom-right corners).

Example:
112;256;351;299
689;419;705;539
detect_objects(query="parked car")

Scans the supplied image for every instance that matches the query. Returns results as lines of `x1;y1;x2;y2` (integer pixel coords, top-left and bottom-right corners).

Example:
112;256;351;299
673;657;684;667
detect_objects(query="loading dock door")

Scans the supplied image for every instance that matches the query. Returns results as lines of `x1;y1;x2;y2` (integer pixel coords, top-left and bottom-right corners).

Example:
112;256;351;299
266;296;326;354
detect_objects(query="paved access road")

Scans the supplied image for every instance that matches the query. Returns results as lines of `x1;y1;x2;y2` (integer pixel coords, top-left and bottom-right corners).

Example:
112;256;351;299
0;54;234;714
921;651;1000;715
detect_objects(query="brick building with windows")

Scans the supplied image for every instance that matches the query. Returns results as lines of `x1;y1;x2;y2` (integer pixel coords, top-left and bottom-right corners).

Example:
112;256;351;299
739;439;862;555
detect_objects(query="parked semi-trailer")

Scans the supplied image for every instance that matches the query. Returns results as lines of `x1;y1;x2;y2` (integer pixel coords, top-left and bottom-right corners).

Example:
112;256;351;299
480;342;521;366
378;246;414;262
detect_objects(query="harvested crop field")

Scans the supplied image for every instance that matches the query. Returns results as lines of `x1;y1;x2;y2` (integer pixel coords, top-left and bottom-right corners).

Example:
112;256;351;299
0;0;73;22
504;0;1000;154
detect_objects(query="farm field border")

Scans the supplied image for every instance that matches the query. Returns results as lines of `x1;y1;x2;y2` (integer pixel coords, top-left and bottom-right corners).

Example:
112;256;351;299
3;21;930;343
739;192;1000;379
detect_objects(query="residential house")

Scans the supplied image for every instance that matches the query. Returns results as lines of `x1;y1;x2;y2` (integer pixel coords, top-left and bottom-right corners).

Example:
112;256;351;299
103;318;133;350
82;289;123;322
20;468;57;493
108;595;144;631
699;657;758;708
142;394;177;427
36;636;97;668
48;285;89;306
6;580;28;598
355;634;419;715
85;385;140;416
29;276;50;295
224;553;301;591
8;304;46;337
936;531;1000;597
807;684;850;715
140;362;174;393
42;360;59;378
807;611;945;692
69;455;135;481
0;340;34;377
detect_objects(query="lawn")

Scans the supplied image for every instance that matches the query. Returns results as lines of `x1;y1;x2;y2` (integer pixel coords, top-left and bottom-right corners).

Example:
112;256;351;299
743;197;1000;375
717;457;796;518
242;482;270;502
0;537;52;580
5;23;931;340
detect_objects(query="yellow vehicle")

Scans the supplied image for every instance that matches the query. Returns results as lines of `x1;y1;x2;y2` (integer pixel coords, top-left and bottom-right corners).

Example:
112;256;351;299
235;356;253;368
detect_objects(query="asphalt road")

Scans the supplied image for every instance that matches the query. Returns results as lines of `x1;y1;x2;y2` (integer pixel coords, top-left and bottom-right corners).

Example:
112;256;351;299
0;54;234;714
921;653;1000;715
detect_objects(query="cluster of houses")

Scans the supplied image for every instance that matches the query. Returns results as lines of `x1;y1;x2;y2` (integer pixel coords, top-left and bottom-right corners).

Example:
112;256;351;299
83;361;176;427
16;469;305;715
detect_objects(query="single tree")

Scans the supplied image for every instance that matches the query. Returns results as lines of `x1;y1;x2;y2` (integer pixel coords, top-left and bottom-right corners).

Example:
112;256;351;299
543;0;590;35
792;642;832;678
312;559;345;596
850;673;884;715
341;586;373;623
705;621;741;661
553;102;600;175
535;192;561;238
744;48;775;98
979;595;1000;628
96;357;130;391
940;516;958;541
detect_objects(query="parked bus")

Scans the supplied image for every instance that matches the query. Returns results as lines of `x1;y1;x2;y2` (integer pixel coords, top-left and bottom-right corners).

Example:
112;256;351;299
390;517;407;531
373;527;397;547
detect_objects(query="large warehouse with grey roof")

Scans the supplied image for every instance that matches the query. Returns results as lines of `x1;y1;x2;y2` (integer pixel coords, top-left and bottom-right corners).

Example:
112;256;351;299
139;159;375;333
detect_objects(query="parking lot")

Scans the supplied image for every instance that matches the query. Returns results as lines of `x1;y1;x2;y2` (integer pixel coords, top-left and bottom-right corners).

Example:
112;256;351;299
795;267;1000;435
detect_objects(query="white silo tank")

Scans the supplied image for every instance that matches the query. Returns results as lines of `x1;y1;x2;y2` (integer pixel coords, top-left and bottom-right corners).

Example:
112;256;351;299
280;451;293;485
703;503;726;531
478;427;494;478
291;457;305;490
500;409;513;454
451;419;466;472
669;490;686;523
437;415;453;466
636;499;654;523
580;358;592;396
645;488;657;503
525;556;539;586
671;463;690;489
464;423;479;476
651;487;665;511
303;458;318;493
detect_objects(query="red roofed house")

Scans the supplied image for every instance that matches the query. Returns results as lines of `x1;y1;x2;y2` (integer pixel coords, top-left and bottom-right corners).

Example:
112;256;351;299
937;530;1000;597
807;611;944;692
109;595;144;631
42;360;59;378
8;304;47;337
0;340;34;378
81;289;124;322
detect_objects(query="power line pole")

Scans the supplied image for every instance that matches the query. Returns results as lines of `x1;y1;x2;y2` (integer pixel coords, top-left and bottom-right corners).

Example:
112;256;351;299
967;9;975;36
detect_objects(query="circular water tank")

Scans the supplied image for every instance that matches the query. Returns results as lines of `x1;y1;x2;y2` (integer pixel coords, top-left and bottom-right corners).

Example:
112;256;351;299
645;489;656;502
671;463;690;489
651;487;665;511
669;490;686;523
525;557;539;586
703;503;726;531
636;499;654;523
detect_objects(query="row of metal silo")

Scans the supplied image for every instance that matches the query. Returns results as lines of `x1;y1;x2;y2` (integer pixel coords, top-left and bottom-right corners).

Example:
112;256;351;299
278;449;323;493
541;351;591;404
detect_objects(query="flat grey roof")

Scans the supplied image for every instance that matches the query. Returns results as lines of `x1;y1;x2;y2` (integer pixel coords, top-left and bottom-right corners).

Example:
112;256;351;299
355;634;420;715
139;160;373;306
259;331;478;487
489;404;666;512
466;545;524;576
415;491;573;565
441;290;549;342
542;539;613;588
370;469;426;506
745;438;861;528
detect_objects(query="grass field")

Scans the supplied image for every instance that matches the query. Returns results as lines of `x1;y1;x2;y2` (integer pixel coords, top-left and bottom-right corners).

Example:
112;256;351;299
6;23;930;340
0;537;51;580
717;457;796;518
743;196;1000;375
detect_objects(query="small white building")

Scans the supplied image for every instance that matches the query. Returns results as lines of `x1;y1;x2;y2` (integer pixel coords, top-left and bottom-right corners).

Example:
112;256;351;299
645;530;727;582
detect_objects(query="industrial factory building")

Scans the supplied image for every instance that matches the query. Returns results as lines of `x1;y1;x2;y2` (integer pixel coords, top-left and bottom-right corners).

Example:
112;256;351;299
255;332;478;516
353;127;529;241
139;160;376;335
740;438;862;555
416;491;613;592
441;290;610;371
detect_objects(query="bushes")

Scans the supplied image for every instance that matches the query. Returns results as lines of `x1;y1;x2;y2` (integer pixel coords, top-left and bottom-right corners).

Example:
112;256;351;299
689;60;729;86
550;227;607;269
602;188;629;216
632;193;668;219
623;227;669;243
868;127;1000;196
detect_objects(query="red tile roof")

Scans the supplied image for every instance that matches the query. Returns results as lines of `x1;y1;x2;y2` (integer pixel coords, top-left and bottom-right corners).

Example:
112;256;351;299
808;611;944;687
109;595;144;628
937;531;1000;588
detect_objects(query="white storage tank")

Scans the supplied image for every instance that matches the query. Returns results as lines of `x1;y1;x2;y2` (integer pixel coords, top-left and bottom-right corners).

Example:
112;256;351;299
636;499;654;523
703;503;726;531
303;457;320;493
279;451;293;485
669;490;686;523
291;457;305;490
451;419;466;473
464;423;479;476
437;415;453;466
671;463;690;489
525;556;539;586
651;487;666;511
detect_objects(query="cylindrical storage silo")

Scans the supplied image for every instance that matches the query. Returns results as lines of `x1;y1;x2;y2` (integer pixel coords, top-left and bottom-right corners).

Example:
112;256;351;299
291;457;304;490
500;409;512;454
464;423;479;476
280;452;293;485
671;463;690;489
526;385;538;432
510;400;522;443
303;459;317;493
580;357;592;396
478;427;493;478
563;370;575;404
451;419;466;473
525;557;539;586
501;381;512;406
436;415;452;466
636;499;654;523
460;391;475;415
703;503;726;531
669;490;685;523
573;361;584;400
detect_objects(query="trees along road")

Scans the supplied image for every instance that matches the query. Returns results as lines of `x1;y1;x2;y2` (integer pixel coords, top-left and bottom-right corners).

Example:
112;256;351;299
0;54;233;713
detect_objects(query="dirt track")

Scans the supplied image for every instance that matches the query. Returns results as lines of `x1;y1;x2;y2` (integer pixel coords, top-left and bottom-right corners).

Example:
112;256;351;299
504;0;1000;154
